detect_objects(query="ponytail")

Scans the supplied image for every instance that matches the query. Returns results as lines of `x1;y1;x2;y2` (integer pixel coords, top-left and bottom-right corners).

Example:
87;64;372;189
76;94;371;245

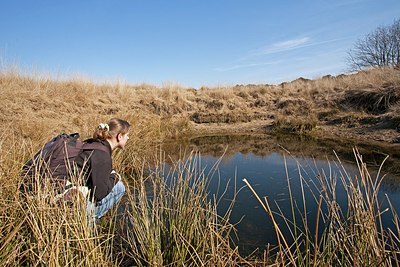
93;118;130;141
93;123;111;141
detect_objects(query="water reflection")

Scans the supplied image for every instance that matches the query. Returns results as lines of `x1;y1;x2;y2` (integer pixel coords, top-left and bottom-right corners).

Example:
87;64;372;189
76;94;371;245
163;134;400;182
161;134;400;255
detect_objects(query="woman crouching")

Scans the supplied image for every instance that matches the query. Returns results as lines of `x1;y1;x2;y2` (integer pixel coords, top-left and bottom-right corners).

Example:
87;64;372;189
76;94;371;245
77;118;130;221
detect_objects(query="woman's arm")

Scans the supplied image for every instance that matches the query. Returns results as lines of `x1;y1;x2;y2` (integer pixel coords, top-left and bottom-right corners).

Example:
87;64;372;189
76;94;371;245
89;150;117;201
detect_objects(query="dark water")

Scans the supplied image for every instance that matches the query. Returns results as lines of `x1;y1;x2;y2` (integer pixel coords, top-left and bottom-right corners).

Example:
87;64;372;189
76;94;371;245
162;134;400;255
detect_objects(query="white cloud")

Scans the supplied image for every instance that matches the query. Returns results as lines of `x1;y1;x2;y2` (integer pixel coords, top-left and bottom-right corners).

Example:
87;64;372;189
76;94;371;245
214;60;282;72
258;37;311;55
253;36;346;56
214;36;345;73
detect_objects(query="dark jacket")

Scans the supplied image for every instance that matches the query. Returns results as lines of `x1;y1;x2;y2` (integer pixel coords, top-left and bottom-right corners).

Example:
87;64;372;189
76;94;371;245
76;139;119;202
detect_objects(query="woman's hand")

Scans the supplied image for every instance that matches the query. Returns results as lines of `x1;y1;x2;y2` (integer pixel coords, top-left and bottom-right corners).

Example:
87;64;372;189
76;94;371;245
111;170;122;181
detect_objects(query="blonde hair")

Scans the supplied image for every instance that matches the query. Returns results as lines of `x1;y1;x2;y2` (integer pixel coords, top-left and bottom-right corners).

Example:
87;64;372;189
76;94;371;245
93;118;130;141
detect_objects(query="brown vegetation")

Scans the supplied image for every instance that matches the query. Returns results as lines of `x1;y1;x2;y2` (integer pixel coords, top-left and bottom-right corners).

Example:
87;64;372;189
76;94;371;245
1;67;399;189
1;67;400;148
1;67;400;265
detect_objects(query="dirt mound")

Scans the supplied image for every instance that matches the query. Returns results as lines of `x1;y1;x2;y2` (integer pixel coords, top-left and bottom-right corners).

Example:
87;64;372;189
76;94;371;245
340;84;400;114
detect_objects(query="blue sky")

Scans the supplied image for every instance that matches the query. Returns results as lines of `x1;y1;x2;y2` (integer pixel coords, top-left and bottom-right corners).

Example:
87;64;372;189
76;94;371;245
1;1;400;88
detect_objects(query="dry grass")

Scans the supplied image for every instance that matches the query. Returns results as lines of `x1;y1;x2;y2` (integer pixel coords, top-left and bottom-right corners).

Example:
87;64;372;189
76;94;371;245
243;148;400;266
0;140;116;265
340;84;400;114
119;152;246;266
1;135;246;265
0;66;399;265
1;67;399;140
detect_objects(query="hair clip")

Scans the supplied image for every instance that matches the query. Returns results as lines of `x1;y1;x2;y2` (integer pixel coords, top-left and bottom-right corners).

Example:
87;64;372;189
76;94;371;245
99;123;110;131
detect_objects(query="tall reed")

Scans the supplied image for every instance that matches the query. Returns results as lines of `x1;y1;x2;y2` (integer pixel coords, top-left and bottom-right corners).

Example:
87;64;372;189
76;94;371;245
0;130;121;265
243;148;400;266
119;152;246;266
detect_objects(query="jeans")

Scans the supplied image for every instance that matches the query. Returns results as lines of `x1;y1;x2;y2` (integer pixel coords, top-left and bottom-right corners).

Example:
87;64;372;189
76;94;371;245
87;180;125;220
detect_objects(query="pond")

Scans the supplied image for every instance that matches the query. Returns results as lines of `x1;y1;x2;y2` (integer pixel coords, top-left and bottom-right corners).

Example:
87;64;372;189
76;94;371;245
161;134;400;256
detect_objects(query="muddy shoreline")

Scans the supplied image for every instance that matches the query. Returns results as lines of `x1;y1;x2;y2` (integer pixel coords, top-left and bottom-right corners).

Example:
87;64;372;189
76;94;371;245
190;119;400;148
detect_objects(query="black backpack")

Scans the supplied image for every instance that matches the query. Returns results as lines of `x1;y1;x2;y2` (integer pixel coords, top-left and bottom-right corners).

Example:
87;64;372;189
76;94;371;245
20;133;108;194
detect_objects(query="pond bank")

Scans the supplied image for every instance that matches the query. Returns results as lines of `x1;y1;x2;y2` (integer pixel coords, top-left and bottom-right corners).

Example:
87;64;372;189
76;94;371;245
186;119;400;177
190;118;400;150
159;130;400;256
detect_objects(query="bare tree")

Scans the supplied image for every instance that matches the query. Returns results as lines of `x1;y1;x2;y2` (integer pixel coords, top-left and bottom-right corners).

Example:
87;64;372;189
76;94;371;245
347;19;400;71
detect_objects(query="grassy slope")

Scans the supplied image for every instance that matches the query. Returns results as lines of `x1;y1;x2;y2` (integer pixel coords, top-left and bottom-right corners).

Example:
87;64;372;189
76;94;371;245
1;67;399;178
1;68;399;147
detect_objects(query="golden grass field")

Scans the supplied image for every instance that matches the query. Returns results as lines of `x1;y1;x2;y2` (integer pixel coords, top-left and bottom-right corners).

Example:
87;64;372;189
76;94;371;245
1;67;399;147
1;67;400;265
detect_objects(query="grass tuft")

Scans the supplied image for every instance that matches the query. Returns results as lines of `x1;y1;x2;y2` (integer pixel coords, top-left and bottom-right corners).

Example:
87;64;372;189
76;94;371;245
244;148;400;266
